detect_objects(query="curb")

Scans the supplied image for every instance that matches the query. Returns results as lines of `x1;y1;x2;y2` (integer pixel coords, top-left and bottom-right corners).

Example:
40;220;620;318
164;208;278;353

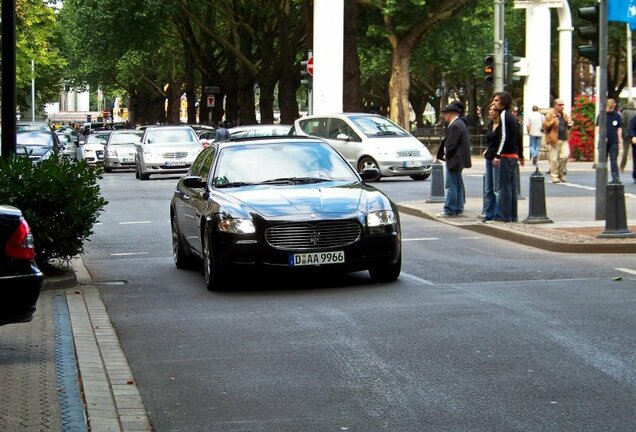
42;271;77;291
397;204;636;254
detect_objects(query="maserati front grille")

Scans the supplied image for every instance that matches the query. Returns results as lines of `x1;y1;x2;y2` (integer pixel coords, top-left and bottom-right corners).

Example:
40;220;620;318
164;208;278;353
265;221;361;251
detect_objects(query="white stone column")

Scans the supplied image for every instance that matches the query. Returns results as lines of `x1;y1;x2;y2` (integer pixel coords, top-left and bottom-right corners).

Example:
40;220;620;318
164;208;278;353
313;0;344;114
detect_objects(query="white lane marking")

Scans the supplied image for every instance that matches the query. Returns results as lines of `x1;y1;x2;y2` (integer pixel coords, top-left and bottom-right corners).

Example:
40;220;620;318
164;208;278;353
118;221;151;225
615;267;636;276
458;236;483;240
403;237;439;241
401;272;435;286
110;252;149;256
558;182;596;192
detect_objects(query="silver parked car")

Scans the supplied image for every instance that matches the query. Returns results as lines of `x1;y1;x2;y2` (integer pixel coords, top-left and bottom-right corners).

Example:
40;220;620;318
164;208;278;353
77;131;110;165
291;113;433;181
135;126;203;180
104;130;143;172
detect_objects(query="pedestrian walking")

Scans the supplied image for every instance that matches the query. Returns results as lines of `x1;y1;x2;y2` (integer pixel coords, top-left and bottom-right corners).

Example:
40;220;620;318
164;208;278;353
620;100;636;173
597;98;622;183
491;91;524;223
481;103;501;221
435;103;472;217
214;121;230;142
628;112;636;184
525;105;544;166
543;98;571;183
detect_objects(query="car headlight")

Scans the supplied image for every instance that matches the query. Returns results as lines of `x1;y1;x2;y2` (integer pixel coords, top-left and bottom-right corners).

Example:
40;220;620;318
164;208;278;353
107;148;117;157
367;210;396;227
218;218;256;234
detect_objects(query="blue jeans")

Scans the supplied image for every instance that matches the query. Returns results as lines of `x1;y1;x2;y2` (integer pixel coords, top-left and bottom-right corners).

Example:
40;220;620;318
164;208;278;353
483;159;500;220
529;136;541;160
497;157;518;222
444;168;464;215
607;144;620;182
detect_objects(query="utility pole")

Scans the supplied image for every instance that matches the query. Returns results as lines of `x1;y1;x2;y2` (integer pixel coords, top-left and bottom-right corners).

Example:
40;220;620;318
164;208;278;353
494;0;505;92
1;0;17;158
595;0;608;220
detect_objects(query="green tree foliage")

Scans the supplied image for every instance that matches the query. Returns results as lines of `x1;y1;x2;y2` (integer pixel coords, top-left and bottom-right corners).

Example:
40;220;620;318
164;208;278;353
16;0;65;112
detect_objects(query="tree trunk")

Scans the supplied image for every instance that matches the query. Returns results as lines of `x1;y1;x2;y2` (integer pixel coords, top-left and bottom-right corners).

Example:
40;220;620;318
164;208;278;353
238;81;257;125
259;81;276;124
166;81;182;124
388;47;412;129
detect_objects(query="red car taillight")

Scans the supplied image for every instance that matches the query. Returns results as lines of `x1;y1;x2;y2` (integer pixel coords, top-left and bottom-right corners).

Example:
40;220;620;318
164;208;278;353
5;218;36;260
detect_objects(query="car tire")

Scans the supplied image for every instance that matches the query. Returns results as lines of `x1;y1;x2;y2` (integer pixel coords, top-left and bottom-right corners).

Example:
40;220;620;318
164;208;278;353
135;165;140;179
104;166;113;173
136;164;150;180
409;173;430;181
368;254;401;283
202;225;226;291
358;156;381;181
171;215;193;269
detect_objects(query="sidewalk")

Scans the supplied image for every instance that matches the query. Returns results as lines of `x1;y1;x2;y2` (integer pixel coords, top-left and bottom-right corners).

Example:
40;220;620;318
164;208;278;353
398;160;636;253
0;258;151;432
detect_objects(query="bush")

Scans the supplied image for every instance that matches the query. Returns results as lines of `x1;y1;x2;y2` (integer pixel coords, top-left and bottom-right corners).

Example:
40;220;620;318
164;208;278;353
569;95;595;161
0;155;108;270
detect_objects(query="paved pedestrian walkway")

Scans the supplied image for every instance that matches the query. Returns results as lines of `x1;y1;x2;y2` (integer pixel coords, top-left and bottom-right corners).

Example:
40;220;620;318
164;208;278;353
0;258;151;432
398;160;636;253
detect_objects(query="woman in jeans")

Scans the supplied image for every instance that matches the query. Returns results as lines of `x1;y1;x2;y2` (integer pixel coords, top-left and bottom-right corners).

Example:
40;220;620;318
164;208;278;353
481;103;501;221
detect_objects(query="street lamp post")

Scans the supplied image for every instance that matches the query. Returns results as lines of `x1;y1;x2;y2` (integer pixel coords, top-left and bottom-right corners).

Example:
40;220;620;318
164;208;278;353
1;0;18;158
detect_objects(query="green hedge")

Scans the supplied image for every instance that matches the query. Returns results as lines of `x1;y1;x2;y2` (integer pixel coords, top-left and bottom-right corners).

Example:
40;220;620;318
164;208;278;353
0;155;108;270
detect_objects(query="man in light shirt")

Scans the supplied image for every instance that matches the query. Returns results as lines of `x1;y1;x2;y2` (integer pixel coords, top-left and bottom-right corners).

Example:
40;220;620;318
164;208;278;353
525;105;544;166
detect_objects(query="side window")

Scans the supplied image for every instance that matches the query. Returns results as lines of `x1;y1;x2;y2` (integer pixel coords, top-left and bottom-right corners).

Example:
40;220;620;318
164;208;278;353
328;118;360;142
199;147;216;183
300;119;328;138
190;148;214;179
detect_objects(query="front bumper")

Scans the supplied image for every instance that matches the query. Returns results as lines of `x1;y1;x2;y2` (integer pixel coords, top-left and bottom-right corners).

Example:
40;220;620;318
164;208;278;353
377;158;433;177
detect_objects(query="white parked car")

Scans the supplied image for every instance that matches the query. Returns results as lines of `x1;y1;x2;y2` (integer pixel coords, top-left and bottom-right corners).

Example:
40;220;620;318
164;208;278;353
135;126;203;180
104;130;143;172
291;113;433;181
77;131;110;165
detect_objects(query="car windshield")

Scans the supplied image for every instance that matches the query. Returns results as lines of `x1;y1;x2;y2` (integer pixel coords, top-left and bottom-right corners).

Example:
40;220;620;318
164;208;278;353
145;128;197;144
212;141;357;186
110;132;142;145
229;126;291;139
17;123;50;133
349;115;409;138
16;132;53;146
87;134;109;145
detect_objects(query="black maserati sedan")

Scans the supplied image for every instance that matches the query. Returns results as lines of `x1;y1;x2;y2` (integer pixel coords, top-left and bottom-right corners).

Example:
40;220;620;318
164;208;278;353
0;205;43;326
170;136;401;290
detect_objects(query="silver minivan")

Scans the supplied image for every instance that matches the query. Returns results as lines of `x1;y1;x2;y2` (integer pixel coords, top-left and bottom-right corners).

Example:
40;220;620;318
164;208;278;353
135;126;203;180
291;113;433;181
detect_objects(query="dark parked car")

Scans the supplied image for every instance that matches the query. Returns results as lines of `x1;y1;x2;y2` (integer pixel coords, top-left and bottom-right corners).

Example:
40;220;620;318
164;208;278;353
0;205;43;326
16;130;62;163
170;136;402;291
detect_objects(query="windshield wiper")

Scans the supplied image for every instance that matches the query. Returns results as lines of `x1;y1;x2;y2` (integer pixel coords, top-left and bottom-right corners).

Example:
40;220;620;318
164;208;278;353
214;181;255;188
259;177;331;185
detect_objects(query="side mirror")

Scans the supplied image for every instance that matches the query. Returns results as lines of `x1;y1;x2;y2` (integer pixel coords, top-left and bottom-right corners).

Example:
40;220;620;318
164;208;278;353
182;176;207;188
336;133;350;141
359;167;380;181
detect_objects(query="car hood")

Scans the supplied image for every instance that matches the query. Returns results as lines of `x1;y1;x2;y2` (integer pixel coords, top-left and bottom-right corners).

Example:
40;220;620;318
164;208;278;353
219;182;391;218
366;136;432;156
140;142;201;152
84;143;104;151
109;144;135;153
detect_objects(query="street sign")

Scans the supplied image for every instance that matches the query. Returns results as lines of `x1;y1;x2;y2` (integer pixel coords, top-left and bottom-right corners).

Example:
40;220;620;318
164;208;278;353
206;95;215;108
204;86;220;94
307;57;314;76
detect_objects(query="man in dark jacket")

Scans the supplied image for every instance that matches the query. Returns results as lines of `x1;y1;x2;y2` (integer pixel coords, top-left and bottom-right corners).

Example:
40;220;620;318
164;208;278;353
436;103;472;217
492;91;524;222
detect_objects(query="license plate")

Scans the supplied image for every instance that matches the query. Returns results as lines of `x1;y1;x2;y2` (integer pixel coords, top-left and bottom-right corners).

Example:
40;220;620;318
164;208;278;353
121;158;133;163
403;160;422;168
289;251;345;266
165;161;186;166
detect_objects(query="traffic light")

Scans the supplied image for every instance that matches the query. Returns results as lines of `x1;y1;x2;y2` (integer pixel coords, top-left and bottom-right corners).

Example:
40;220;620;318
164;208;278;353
506;53;523;86
300;60;312;90
577;4;599;64
483;54;494;84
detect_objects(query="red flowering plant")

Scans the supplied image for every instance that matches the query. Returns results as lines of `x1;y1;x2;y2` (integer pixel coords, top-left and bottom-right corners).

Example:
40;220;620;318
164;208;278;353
568;95;595;161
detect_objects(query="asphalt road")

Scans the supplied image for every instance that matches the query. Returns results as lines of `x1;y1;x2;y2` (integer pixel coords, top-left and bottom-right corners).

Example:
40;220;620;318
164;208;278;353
81;171;636;432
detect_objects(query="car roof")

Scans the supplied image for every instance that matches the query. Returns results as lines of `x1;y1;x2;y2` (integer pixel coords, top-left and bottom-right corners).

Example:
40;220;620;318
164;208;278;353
298;113;382;120
218;135;325;149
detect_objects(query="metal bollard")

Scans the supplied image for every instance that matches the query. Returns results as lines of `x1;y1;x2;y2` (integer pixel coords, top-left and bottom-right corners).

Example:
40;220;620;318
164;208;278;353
523;167;553;224
425;162;445;203
598;182;635;238
516;163;525;200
